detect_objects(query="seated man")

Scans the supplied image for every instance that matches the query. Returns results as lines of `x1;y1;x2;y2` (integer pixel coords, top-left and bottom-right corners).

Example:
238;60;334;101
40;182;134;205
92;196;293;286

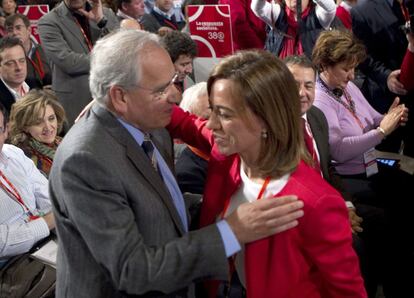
175;82;209;195
160;30;197;96
141;0;185;34
0;36;30;113
5;13;52;90
0;101;55;266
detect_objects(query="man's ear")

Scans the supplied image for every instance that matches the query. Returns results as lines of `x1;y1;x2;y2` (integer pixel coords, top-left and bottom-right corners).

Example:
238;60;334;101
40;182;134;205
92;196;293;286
109;85;128;115
121;2;128;12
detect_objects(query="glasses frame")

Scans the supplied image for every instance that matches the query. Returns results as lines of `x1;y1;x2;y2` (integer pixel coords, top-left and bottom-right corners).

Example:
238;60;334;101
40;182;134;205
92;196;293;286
134;73;179;100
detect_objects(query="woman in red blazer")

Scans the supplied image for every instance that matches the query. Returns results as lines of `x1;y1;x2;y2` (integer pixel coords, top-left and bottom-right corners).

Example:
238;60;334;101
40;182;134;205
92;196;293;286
167;50;366;298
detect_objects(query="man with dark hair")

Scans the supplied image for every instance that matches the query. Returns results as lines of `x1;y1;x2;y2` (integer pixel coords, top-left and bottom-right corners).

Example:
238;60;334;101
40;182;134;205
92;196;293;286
283;55;363;232
160;30;197;94
0;36;30;113
5;13;52;90
116;0;146;23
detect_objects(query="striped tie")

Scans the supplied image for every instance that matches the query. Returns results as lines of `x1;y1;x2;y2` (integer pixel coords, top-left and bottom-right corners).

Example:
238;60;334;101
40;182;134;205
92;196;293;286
302;118;321;174
142;134;158;172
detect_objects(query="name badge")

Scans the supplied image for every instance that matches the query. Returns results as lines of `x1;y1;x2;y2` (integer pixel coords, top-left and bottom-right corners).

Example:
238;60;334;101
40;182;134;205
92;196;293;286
363;148;378;177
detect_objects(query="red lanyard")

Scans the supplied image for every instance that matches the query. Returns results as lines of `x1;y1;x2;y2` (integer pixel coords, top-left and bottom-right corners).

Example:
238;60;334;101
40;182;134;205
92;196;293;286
164;18;178;30
28;50;45;80
0;170;38;220
74;18;93;52
221;176;271;219
342;89;364;129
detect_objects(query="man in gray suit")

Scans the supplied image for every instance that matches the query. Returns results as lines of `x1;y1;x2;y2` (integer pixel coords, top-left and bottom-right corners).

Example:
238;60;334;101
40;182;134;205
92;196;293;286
38;0;119;126
49;30;304;297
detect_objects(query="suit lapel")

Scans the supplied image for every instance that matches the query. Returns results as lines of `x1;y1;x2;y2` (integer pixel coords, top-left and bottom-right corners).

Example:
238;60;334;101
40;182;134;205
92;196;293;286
56;3;92;53
92;105;186;235
0;80;16;112
307;108;329;178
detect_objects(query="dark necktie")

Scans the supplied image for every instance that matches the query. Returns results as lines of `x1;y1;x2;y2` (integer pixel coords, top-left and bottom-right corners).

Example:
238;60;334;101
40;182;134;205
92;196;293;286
142;134;158;172
302;118;321;174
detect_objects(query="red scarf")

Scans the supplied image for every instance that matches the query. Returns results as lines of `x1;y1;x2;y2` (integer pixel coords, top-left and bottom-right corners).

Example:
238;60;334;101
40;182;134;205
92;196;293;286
279;5;311;59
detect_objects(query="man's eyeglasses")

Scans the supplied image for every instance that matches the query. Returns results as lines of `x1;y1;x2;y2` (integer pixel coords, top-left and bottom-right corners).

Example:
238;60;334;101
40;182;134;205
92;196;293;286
134;73;178;100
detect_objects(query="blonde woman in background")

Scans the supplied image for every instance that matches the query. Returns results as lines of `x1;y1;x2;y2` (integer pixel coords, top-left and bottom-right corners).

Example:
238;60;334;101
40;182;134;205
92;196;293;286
9;89;65;177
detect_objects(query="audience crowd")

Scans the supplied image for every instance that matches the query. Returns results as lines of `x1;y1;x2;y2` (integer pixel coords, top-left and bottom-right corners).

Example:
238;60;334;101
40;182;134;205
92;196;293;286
0;0;413;297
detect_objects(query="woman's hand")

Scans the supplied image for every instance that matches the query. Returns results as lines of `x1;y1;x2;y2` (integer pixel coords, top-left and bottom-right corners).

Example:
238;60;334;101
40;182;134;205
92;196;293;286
379;97;408;135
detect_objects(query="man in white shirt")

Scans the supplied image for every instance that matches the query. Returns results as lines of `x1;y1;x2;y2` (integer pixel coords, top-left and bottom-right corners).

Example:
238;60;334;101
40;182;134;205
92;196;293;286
0;102;54;266
0;37;30;113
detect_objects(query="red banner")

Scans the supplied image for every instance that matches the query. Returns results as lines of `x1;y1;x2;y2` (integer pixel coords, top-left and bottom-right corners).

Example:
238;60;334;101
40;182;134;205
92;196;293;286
17;5;49;43
188;5;233;58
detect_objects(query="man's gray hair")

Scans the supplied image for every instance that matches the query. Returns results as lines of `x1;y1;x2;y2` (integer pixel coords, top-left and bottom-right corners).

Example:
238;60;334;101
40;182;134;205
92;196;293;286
179;82;207;115
89;29;160;105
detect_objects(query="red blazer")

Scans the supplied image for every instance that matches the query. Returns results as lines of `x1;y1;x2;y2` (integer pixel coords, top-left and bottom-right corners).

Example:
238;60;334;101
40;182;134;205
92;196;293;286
167;106;367;298
400;49;414;91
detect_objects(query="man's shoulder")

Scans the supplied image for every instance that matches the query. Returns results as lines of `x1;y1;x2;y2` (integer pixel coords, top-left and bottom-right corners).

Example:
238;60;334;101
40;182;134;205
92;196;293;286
141;12;157;22
352;0;386;16
308;105;325;119
57;107;122;159
2;144;25;158
39;2;65;24
1;144;34;169
0;79;11;94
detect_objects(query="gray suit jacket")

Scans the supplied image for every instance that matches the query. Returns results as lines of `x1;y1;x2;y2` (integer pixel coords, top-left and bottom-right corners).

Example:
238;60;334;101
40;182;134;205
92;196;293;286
49;104;228;297
38;3;119;125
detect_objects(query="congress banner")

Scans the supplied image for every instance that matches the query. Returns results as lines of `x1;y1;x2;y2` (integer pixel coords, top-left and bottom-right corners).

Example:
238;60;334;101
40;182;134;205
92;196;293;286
188;5;233;58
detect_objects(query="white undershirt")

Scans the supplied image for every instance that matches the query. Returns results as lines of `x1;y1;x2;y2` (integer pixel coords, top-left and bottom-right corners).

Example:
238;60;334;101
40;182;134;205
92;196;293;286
223;166;290;287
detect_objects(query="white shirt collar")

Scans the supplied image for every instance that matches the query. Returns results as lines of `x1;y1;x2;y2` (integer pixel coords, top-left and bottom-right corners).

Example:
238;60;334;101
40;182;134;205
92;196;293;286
153;6;174;19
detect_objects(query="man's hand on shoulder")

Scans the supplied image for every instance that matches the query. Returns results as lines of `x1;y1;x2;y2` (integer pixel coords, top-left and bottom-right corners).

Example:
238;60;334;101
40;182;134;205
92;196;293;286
226;195;304;244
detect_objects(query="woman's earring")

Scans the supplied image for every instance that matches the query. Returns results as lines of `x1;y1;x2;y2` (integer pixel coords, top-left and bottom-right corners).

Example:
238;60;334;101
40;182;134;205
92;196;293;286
261;130;268;139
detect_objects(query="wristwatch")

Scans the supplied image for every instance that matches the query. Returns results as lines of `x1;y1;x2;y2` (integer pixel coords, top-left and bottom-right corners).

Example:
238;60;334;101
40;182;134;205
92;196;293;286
97;16;108;29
